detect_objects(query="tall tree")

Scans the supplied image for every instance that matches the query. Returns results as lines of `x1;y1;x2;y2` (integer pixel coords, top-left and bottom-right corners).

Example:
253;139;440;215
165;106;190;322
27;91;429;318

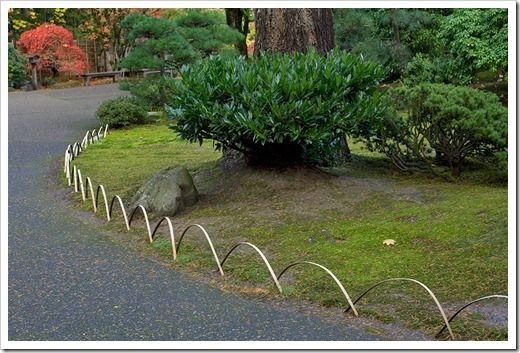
17;23;89;76
225;8;251;56
253;9;334;56
79;9;160;70
252;8;350;162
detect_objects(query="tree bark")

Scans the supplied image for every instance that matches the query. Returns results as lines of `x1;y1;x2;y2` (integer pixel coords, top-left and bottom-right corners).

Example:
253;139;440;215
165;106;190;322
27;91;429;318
252;9;349;164
225;8;249;56
253;8;334;56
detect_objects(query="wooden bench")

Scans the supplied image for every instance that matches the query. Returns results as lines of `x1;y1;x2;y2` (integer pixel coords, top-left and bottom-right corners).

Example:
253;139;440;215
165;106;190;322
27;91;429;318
81;71;124;86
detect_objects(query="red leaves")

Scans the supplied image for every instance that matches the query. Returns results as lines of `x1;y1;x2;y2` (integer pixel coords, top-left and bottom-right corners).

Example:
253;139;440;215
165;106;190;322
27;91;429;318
18;23;89;74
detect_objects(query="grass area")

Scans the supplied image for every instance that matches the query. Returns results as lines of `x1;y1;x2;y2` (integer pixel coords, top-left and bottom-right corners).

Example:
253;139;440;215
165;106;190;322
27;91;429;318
72;122;222;202
68;122;508;340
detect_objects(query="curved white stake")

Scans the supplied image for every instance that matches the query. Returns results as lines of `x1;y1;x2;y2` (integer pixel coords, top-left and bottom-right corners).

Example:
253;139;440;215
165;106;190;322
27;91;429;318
81;133;88;149
344;278;454;340
221;242;282;293
109;196;130;230
436;294;508;338
151;217;177;260
77;169;86;201
64;149;71;172
278;261;358;316
73;165;78;192
129;205;152;242
177;224;224;276
73;142;80;157
103;124;109;137
95;185;110;221
85;177;97;212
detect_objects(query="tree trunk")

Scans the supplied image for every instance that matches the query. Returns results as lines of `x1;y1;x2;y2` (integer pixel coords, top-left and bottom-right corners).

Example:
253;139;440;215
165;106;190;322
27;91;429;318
225;8;249;56
252;8;347;166
253;8;334;56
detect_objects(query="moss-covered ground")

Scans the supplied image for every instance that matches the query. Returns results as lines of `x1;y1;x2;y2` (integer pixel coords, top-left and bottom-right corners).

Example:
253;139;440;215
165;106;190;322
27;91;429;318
68;122;508;340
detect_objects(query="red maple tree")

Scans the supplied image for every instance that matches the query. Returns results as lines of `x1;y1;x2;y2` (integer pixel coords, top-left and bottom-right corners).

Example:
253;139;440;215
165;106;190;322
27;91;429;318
18;23;89;75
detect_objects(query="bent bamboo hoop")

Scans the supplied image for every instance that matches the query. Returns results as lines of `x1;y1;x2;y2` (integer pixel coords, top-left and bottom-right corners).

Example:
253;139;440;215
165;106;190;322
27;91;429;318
436;295;508;338
151;216;177;260
128;205;152;242
85;177;97;212
64;148;71;172
87;130;93;145
92;129;99;142
73;142;82;157
98;126;105;140
81;133;88;149
61;125;504;341
77;169;86;201
65;152;72;185
220;242;282;293
277;261;358;316
176;224;224;276
109;195;130;230
73;165;78;193
95;184;110;221
344;277;454;340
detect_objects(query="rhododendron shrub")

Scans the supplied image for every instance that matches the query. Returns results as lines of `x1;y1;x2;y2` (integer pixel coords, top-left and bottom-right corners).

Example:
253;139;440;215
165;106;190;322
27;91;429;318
18;23;89;75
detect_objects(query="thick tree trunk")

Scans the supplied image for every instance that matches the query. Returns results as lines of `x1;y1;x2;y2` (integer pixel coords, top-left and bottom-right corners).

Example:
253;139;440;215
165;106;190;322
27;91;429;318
253;8;334;56
225;8;249;56
252;9;348;165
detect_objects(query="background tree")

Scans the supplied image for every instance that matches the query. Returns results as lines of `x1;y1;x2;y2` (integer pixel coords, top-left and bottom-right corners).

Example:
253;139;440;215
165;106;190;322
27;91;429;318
9;8;68;40
333;8;508;85
252;8;355;162
254;9;334;55
334;9;436;79
78;9;158;70
173;9;244;57
8;43;27;88
17;23;89;76
121;14;196;74
225;9;252;56
438;9;508;82
122;10;243;73
121;10;243;110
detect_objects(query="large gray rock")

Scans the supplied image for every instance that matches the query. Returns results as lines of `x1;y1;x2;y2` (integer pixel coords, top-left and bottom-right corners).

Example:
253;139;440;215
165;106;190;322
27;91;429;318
130;166;198;216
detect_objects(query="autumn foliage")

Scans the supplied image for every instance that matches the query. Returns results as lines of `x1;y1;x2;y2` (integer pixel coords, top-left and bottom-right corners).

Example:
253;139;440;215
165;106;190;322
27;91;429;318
18;23;89;75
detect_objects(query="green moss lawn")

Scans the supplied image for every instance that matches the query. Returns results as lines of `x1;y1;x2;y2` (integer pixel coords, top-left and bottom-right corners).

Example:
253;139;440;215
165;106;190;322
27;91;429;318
69;122;508;340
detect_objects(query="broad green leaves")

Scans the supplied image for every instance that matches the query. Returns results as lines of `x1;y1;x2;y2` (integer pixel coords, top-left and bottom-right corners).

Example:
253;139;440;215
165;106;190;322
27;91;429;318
168;50;386;164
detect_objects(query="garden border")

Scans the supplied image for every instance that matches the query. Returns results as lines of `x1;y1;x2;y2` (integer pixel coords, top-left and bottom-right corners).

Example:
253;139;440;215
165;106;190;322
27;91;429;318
62;125;509;341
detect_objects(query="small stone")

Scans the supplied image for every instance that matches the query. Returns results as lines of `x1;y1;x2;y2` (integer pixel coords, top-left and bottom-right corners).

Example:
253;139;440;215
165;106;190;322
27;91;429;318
129;166;198;216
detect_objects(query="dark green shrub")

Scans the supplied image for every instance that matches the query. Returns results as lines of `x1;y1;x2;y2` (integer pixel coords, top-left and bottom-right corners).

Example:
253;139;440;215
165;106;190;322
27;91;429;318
167;50;386;165
402;54;456;85
371;84;507;176
8;44;27;88
333;9;436;80
96;96;148;128
118;78;134;91
121;10;242;73
129;77;178;111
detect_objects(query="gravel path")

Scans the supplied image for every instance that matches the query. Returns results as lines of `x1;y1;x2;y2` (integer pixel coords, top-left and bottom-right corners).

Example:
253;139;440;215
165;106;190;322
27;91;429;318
7;85;386;342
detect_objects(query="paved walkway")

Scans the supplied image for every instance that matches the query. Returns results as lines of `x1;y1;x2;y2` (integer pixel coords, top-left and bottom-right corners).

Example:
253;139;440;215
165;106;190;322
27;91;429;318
8;85;382;341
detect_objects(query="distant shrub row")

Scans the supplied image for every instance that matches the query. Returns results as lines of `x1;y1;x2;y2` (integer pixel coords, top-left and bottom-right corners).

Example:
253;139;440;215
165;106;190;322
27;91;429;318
98;49;507;176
